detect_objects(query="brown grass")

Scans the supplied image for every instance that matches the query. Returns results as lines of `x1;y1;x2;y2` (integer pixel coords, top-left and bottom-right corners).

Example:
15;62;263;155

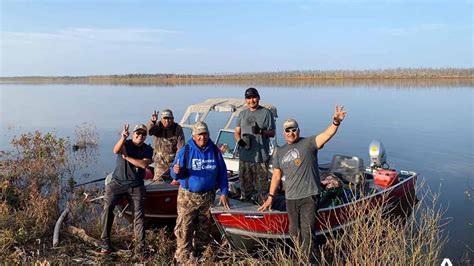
1;68;473;88
0;130;459;264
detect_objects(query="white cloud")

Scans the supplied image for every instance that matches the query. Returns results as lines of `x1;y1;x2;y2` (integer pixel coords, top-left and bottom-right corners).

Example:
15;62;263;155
2;27;182;45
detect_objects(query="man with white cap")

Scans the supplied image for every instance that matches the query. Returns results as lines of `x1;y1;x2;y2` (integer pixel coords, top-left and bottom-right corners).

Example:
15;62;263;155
147;109;185;180
258;106;347;263
100;124;153;257
171;121;230;263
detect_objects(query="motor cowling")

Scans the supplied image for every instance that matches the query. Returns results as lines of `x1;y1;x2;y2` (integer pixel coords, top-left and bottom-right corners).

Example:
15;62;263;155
369;139;387;169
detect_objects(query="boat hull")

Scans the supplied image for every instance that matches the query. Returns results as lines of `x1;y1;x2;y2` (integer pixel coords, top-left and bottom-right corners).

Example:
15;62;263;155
117;181;179;223
118;172;239;223
211;172;417;250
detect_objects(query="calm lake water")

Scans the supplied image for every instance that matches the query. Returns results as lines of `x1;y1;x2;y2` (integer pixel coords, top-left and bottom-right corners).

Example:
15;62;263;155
1;83;472;260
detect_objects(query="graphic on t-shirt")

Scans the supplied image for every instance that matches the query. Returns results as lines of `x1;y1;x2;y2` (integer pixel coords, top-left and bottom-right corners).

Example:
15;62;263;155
246;115;256;125
192;159;217;171
281;148;300;168
294;159;302;166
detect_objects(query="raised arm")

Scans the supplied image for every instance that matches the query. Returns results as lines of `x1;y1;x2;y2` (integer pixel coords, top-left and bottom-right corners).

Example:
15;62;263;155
147;110;160;135
113;124;129;154
315;105;347;149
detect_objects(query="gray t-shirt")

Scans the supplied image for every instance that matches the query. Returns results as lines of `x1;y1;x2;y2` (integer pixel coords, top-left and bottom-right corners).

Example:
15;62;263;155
236;106;275;163
273;136;321;200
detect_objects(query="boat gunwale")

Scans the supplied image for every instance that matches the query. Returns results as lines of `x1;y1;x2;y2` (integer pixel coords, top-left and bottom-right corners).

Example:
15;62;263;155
211;172;417;215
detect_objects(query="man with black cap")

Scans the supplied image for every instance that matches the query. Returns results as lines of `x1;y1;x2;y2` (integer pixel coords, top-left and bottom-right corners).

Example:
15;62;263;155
100;123;153;257
147;109;185;181
234;87;275;203
258;106;347;263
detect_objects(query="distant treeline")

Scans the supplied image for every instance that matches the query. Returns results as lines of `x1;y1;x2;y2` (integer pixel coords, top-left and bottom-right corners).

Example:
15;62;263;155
1;68;473;88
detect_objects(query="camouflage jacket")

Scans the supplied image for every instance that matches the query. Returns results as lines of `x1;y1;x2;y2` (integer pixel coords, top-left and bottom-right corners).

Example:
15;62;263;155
147;120;185;169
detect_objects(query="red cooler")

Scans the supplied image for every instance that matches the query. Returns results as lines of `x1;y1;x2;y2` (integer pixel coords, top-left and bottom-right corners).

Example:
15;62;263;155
374;169;399;188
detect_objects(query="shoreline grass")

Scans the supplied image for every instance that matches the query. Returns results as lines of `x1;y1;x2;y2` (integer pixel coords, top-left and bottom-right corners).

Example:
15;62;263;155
0;130;471;264
1;68;472;88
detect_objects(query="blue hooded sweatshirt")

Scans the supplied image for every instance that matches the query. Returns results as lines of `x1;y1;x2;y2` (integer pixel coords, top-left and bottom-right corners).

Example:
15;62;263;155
170;139;228;195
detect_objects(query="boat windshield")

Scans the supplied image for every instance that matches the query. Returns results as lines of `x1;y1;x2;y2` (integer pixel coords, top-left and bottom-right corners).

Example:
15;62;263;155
216;130;238;158
183;127;192;142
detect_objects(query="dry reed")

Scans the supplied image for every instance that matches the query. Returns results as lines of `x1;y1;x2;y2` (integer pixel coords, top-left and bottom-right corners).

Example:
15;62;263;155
0;129;454;264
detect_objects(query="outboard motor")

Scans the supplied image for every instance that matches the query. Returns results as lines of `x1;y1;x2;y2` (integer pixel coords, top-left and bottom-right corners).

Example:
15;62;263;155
369;139;387;169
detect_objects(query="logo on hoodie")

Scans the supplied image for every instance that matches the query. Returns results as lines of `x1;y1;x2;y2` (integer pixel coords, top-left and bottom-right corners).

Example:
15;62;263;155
192;159;216;171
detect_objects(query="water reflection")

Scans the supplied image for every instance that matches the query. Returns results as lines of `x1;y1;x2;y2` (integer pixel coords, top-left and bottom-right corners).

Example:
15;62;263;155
0;83;472;259
2;78;473;88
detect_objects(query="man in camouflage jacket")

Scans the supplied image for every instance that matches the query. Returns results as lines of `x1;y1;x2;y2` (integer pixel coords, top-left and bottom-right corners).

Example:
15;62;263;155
147;109;185;180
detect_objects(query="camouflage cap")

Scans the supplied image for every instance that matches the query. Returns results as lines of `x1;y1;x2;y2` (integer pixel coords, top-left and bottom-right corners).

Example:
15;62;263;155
193;121;209;135
161;109;174;118
283;118;299;130
133;124;147;134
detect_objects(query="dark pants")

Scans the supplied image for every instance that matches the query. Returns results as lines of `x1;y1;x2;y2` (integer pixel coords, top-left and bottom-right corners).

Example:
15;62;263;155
100;181;146;248
286;195;320;263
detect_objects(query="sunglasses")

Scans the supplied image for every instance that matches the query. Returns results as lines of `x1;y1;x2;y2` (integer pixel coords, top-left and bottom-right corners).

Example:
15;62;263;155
162;117;173;120
135;131;147;136
285;128;298;133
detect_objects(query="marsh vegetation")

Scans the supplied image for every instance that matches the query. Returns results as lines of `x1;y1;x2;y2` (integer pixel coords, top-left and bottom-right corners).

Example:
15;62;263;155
1;128;463;264
1;68;472;88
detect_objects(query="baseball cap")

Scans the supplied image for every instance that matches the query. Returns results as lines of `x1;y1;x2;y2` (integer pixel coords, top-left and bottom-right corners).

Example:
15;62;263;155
245;87;260;98
283;118;299;130
192;121;209;135
161;109;174;118
133;124;147;134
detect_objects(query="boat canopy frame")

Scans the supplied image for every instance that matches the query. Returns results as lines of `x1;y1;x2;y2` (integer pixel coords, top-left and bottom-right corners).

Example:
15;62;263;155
179;98;278;131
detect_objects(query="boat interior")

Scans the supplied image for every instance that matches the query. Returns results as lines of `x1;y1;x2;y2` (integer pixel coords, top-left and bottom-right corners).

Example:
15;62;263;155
212;154;416;214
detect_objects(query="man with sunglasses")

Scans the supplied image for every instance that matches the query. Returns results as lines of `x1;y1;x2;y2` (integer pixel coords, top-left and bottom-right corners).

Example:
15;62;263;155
147;109;185;181
234;87;275;203
258;106;347;263
100;124;153;257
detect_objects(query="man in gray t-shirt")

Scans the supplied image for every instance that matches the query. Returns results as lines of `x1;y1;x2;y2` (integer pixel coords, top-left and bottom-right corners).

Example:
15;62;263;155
235;87;275;203
258;105;347;263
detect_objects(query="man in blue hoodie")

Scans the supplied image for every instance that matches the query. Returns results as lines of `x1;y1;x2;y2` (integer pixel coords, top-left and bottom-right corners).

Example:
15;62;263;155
171;121;230;263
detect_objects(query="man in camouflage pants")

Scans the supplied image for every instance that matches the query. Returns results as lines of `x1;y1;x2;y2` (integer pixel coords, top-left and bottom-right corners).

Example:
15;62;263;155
147;109;185;180
171;122;230;263
234;87;275;204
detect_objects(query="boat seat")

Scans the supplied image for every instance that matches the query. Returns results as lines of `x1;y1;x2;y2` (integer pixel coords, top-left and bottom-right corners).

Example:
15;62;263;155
328;155;364;185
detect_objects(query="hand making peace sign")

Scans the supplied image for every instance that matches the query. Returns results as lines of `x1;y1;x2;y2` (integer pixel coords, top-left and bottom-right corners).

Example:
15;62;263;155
333;105;347;125
151;110;159;123
122;124;130;139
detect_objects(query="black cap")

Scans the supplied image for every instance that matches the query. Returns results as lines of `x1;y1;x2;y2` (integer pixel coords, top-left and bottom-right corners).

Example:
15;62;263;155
245;87;260;98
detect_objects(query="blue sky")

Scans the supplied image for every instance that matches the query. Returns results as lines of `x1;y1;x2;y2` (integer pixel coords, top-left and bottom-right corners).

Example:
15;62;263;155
0;0;472;76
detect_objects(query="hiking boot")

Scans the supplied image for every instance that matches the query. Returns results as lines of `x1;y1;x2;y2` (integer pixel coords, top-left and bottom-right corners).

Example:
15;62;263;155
239;195;252;202
134;244;147;260
100;240;112;255
250;194;261;205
